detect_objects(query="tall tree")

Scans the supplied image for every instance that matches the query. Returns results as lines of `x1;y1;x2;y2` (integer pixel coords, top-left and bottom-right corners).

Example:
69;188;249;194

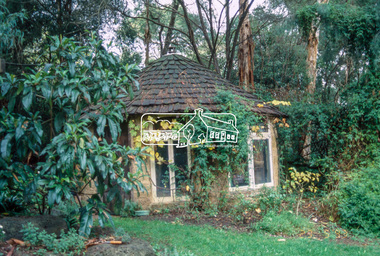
305;0;329;96
238;0;255;91
301;0;328;160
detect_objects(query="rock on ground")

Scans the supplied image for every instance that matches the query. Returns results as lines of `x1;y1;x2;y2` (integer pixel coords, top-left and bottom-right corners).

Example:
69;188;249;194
0;215;67;240
85;239;156;256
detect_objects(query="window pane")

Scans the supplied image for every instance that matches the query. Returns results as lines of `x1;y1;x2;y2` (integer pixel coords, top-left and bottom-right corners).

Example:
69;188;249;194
173;147;189;197
155;145;171;197
253;139;271;184
230;159;249;187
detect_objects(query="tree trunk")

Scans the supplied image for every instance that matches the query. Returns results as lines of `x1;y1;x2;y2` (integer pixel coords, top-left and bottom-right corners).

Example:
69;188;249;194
144;0;151;66
238;0;255;91
162;0;179;56
301;0;329;161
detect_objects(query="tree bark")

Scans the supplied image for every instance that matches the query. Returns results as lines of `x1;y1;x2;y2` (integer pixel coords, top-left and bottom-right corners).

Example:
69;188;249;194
162;0;179;56
238;0;255;91
178;0;204;65
144;0;151;66
301;0;329;161
225;0;254;81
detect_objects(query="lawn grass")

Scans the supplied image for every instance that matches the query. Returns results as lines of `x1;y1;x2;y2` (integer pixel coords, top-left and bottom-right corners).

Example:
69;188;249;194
113;217;379;256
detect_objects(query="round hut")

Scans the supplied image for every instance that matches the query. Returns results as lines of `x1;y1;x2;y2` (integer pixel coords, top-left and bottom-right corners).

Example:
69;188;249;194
119;53;284;207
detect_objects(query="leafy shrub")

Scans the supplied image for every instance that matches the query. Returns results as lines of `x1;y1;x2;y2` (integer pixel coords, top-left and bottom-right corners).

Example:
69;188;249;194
227;193;256;222
55;199;80;229
338;159;380;237
21;222;85;255
0;195;24;214
114;227;132;243
255;187;285;214
317;190;340;221
252;211;314;236
1;35;146;237
120;200;141;217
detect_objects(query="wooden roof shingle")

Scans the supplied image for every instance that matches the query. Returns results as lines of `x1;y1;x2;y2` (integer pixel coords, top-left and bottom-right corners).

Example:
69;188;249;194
122;54;284;116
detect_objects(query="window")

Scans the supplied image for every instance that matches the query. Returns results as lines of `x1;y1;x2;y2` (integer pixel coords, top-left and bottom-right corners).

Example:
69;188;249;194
151;143;190;202
230;123;274;190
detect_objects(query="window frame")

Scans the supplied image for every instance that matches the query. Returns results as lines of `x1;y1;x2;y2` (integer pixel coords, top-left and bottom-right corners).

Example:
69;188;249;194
229;123;274;191
150;140;191;203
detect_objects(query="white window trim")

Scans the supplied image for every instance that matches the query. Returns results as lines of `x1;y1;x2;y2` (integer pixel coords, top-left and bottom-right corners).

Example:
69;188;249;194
229;123;274;191
150;141;191;203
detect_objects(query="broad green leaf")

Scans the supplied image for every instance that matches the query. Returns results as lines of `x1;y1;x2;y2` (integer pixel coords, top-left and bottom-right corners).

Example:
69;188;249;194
8;96;15;112
41;84;51;99
22;92;33;110
87;160;95;177
80;151;87;169
79;138;85;149
15;123;25;141
34;121;43;137
68;62;76;77
71;89;80;103
107;118;118;142
1;133;14;159
96;115;106;136
1;82;11;96
79;209;93;237
54;112;65;133
37;179;50;185
47;189;57;206
65;86;72;97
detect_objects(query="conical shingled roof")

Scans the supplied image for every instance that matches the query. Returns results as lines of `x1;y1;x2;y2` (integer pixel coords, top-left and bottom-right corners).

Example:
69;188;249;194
123;54;283;116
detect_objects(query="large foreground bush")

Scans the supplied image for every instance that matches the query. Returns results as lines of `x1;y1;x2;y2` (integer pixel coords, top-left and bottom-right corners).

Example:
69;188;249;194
0;35;145;236
338;157;380;237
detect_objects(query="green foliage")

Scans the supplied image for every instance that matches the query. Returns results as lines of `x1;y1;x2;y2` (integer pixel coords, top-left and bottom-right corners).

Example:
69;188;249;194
252;210;314;236
0;195;24;214
296;4;318;39
320;4;378;59
55;199;80;229
338;157;380;237
0;34;146;237
188;90;264;207
227;194;256;222
21;222;40;246
277;69;379;182
120;200;141;217
0;0;26;56
114;227;132;243
255;187;285;214
21;222;85;255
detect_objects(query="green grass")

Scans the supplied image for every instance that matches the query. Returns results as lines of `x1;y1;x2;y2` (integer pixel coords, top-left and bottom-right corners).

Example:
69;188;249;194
113;217;379;256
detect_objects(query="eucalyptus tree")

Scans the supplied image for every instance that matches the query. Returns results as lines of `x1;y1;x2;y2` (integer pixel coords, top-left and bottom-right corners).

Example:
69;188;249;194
112;0;256;81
